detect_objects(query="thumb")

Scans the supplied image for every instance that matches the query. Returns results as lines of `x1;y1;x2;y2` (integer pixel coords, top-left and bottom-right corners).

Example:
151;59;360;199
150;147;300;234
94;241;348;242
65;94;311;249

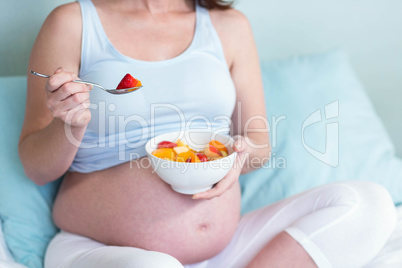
233;136;247;153
54;67;63;74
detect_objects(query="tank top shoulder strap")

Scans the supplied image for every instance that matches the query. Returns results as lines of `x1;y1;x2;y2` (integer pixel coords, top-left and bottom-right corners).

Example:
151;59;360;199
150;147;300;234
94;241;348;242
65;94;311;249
193;5;228;69
77;0;109;76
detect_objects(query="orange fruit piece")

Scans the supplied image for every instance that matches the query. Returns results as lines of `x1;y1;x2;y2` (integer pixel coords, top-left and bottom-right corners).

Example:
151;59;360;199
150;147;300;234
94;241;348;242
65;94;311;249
152;148;176;161
176;151;200;163
176;139;187;147
209;140;228;154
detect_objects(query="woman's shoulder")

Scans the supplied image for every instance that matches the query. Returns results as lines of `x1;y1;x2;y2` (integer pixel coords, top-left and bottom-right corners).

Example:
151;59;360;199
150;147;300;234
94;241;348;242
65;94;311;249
208;8;252;37
48;2;81;24
43;2;82;36
208;8;254;67
31;2;82;73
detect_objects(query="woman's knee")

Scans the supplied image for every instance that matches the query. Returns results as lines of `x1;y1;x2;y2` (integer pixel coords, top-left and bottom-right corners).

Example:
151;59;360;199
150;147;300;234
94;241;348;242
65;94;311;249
318;181;397;238
331;180;397;244
353;181;397;229
302;181;397;267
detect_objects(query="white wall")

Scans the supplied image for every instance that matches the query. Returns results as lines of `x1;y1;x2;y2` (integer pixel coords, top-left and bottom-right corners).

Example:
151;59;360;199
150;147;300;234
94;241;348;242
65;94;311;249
235;0;402;157
1;0;401;156
0;0;72;76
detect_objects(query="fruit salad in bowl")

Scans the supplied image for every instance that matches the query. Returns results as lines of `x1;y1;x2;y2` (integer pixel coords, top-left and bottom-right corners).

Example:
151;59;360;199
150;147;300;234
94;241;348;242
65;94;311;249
145;131;237;194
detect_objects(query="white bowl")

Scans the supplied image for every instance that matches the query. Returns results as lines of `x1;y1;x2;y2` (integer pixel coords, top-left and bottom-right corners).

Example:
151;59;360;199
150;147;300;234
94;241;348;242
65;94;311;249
145;131;237;194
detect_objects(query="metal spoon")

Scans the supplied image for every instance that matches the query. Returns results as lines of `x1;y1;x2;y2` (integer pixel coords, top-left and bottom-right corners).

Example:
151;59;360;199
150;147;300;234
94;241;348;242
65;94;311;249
30;71;143;95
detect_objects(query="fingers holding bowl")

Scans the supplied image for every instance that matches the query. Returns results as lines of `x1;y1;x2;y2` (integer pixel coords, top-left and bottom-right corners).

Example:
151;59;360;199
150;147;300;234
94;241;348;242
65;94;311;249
192;167;239;200
192;141;249;200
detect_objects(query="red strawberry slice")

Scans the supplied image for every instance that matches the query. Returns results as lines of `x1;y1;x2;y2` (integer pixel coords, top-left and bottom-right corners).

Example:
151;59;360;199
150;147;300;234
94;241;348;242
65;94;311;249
157;141;178;149
116;73;140;90
195;153;208;162
209;145;222;156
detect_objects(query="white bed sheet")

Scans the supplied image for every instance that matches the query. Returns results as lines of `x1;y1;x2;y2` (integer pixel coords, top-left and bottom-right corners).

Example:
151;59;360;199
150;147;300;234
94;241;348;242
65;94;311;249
1;206;402;268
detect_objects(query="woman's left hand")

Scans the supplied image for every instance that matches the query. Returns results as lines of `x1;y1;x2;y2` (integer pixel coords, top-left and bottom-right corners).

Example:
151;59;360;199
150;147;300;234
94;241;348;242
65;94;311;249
192;136;248;200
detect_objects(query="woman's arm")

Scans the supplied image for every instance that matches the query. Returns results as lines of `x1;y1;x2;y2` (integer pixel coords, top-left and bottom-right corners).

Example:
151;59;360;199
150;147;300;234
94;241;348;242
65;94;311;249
193;9;270;199
228;12;270;174
18;3;91;185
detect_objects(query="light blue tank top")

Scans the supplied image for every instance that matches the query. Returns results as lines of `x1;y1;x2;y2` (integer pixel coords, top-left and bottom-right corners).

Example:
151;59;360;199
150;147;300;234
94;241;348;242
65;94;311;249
70;0;236;173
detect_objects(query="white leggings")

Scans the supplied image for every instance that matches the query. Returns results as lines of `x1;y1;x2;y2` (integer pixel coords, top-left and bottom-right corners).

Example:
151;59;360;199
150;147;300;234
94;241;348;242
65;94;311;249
45;181;397;268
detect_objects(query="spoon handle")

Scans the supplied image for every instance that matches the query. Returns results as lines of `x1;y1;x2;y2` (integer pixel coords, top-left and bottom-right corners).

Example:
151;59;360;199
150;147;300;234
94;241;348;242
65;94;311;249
30;71;104;90
71;79;104;90
30;71;50;78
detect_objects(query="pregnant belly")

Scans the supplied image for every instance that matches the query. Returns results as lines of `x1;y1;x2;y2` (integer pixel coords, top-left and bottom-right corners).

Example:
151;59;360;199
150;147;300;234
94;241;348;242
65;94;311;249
52;158;241;264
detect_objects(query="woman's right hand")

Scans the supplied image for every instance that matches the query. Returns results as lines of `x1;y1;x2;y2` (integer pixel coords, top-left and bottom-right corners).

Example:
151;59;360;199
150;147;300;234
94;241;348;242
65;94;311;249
46;67;92;128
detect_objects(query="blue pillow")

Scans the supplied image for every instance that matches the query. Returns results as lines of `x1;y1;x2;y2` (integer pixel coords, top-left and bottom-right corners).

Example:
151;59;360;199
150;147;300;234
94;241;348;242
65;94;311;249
239;50;402;214
0;76;61;268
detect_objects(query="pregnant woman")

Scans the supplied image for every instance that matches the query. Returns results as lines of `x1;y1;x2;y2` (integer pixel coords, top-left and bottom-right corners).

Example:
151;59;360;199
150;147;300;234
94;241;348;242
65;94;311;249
19;0;397;267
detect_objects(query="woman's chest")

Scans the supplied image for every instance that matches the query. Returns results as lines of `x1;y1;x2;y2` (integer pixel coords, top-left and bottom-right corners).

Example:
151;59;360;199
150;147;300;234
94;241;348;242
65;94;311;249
98;9;196;62
83;56;236;135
